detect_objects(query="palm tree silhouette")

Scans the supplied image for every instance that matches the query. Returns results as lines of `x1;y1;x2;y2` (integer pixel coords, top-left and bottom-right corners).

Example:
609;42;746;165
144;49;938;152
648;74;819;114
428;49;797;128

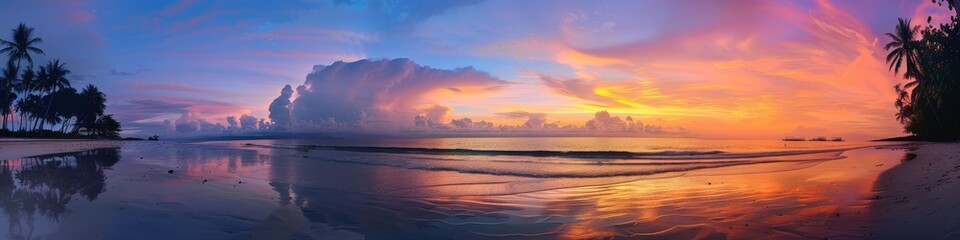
15;67;34;131
35;60;70;131
0;23;44;131
15;95;40;132
1;62;17;130
74;85;105;134
0;23;44;68
884;18;923;86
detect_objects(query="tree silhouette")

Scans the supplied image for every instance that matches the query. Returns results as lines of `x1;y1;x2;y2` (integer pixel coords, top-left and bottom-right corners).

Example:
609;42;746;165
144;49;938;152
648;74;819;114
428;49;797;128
1;62;17;130
0;23;44;67
15;67;35;131
885;18;923;83
0;23;44;132
0;23;119;138
35;59;70;131
74;85;107;135
886;6;960;140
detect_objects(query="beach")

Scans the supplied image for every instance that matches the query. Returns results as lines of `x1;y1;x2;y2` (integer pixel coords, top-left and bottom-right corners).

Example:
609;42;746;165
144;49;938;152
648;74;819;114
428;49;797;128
871;143;960;239
0;138;957;239
0;139;124;160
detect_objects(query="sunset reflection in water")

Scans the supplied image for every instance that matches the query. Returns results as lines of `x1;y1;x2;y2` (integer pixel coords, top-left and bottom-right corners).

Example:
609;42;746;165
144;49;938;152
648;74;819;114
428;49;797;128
0;141;902;239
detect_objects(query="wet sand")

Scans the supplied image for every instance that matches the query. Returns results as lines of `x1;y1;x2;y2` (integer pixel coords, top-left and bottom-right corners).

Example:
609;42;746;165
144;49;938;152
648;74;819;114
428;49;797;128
0;140;957;239
0;139;123;160
870;143;960;239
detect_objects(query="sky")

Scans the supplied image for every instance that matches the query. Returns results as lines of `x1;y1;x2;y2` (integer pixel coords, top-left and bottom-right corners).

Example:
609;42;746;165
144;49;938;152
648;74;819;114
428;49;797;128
0;0;953;140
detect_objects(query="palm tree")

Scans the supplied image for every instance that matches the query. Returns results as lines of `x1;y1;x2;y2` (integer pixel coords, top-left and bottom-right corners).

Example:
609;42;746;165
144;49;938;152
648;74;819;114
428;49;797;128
74;85;105;134
16;94;40;131
1;24;44;131
15;67;34;131
93;115;120;138
35;59;70;131
893;84;913;125
0;23;44;67
884;18;923;86
0;62;17;130
49;87;78;133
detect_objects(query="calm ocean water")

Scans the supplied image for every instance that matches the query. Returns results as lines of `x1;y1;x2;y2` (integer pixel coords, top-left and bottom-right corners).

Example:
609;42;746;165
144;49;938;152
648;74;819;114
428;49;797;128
0;137;905;239
225;137;873;153
212;137;883;178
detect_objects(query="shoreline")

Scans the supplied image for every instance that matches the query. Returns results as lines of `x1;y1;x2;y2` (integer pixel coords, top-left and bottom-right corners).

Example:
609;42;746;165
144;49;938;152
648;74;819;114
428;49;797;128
1;139;957;238
0;139;125;160
870;142;960;239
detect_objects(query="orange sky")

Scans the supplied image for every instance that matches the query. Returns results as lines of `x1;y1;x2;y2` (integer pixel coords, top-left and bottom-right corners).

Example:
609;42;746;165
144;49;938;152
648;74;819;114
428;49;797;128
11;0;952;139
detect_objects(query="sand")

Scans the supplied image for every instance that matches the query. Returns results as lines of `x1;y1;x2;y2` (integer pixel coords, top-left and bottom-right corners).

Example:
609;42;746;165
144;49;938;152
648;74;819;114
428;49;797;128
1;139;958;239
871;143;960;239
0;139;124;160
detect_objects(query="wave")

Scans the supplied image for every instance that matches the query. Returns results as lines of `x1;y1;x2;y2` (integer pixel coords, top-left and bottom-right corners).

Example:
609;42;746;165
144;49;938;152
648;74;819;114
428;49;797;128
306;156;842;178
238;143;856;178
244;143;862;160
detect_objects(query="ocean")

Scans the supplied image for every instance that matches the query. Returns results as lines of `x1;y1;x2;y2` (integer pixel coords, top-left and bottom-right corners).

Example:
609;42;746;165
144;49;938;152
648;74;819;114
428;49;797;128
0;137;906;239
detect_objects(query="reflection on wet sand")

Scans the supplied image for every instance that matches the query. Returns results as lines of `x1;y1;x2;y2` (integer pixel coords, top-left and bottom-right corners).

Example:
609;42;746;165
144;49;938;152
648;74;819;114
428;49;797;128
0;149;119;240
0;142;905;239
258;145;902;239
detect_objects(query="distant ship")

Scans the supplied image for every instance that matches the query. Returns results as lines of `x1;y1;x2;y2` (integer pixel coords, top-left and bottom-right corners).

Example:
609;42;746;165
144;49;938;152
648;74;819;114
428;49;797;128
809;136;828;141
782;136;806;141
830;137;844;142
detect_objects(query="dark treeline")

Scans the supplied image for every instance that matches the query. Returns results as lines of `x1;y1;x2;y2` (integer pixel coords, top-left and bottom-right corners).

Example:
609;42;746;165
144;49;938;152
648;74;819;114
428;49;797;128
886;0;960;141
0;23;120;138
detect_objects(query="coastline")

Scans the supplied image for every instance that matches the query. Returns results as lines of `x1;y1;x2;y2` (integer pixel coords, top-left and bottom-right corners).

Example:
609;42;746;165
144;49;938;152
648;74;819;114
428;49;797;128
0;139;125;160
870;143;960;239
0;139;957;238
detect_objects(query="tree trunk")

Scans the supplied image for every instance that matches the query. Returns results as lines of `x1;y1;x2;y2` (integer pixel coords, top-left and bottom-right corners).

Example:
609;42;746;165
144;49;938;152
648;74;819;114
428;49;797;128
43;95;54;132
33;100;43;132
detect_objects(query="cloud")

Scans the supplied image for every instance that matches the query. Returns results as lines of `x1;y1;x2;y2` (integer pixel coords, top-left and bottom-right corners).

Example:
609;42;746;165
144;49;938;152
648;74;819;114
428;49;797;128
226;115;239;129
421;105;450;122
539;75;629;108
110;98;244;123
128;81;209;93
268;84;294;127
584;110;626;130
288;58;506;128
174;112;226;133
402;109;676;135
239;114;259;130
160;112;267;135
496;111;548;128
110;69;139;76
109;98;249;136
450;118;494;129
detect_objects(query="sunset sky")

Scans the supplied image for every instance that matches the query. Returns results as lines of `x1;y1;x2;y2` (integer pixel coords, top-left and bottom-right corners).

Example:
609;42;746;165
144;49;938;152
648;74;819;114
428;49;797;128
1;0;953;139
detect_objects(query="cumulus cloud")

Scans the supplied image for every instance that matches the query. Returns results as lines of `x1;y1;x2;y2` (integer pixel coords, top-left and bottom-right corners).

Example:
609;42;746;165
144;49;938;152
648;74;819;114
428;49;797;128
174;113;226;133
404;109;676;135
268;84;294;127
585;110;626;130
287;58;507;128
240;114;259;130
421;105;450;123
496;111;549;128
450;118;494;129
226;115;239;129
